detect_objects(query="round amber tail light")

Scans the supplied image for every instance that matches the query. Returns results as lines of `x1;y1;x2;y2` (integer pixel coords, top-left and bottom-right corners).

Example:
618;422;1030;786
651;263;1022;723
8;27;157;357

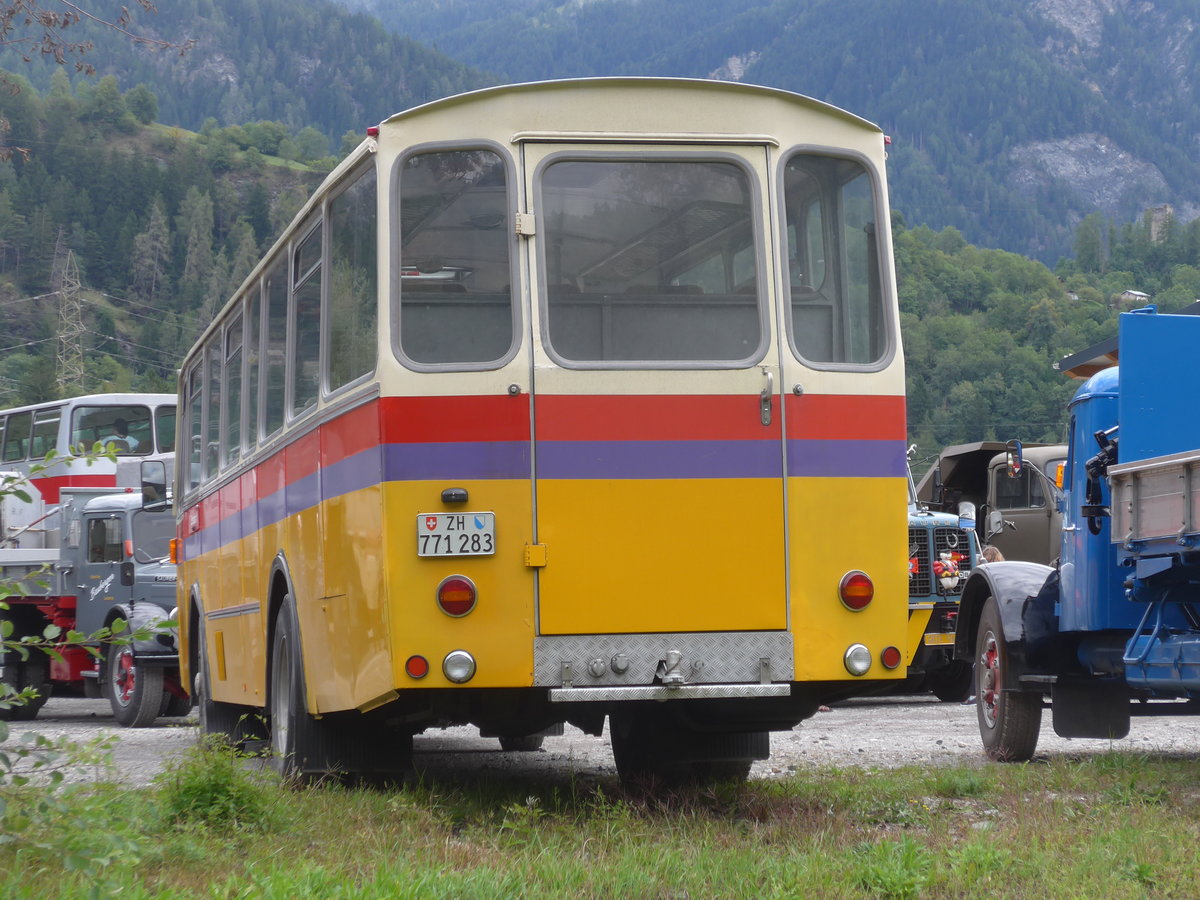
437;575;477;617
839;570;874;611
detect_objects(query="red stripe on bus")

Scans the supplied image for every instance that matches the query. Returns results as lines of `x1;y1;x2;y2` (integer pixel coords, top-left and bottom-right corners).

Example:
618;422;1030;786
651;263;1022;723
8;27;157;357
32;474;115;504
256;447;287;501
320;400;381;466
379;396;530;443
535;394;779;441
785;394;906;440
286;429;321;483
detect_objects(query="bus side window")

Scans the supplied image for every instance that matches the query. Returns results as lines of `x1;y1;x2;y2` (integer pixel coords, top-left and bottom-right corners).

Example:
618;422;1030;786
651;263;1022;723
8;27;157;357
3;412;30;462
224;311;244;467
155;405;176;454
246;290;261;454
291;220;322;416
30;408;61;459
328;163;377;391
185;363;203;492
264;261;287;437
204;333;222;481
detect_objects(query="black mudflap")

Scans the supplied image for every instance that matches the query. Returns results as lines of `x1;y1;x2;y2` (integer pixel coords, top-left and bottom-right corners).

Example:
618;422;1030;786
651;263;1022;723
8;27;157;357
1051;680;1130;739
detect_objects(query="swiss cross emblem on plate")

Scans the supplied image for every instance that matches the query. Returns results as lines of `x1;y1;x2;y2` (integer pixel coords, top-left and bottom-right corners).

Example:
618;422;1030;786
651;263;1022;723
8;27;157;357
425;516;438;531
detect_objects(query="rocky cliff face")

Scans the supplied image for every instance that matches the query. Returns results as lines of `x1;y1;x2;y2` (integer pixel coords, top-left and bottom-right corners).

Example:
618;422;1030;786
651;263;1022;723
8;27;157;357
1009;0;1200;230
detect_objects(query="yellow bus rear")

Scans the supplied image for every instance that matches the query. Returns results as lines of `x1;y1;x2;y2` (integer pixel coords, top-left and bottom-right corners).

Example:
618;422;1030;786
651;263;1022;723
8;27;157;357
177;78;908;785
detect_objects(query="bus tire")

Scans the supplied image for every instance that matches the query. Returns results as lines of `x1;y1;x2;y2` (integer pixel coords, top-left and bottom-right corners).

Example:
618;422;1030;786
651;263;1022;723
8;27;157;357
609;707;762;787
105;643;164;728
196;615;256;742
269;595;335;782
976;596;1041;761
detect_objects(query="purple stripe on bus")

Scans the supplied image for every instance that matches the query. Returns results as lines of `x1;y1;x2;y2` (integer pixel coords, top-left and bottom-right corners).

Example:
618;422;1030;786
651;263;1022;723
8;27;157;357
258;488;287;532
535;439;784;479
322;448;384;500
787;439;908;477
179;438;905;561
383;441;531;481
287;470;321;517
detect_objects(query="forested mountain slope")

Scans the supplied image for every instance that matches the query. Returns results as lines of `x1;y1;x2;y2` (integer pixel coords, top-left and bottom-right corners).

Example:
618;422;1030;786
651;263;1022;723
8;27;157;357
3;0;486;147
336;0;1200;264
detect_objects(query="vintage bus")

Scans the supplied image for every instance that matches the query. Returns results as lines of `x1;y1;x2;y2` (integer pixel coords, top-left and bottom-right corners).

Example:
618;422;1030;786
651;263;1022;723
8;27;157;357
0;392;177;537
176;78;909;784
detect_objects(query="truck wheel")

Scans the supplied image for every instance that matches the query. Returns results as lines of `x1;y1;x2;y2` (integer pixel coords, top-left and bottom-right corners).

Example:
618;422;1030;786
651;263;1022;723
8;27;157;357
976;596;1041;761
927;660;973;702
0;652;51;722
105;643;164;728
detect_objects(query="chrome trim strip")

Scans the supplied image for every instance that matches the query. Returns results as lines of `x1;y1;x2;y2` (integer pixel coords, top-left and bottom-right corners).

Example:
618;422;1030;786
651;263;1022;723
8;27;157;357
205;602;261;621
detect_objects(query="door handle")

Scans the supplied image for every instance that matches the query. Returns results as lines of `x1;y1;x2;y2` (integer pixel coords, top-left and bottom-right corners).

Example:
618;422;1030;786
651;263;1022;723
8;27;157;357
760;368;773;427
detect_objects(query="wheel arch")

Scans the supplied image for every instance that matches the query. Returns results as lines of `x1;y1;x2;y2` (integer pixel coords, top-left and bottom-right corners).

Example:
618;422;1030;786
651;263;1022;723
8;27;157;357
264;552;299;713
954;561;1056;665
102;602;172;657
185;584;202;689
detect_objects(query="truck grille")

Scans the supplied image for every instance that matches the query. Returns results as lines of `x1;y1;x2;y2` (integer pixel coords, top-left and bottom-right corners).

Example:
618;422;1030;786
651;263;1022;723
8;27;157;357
909;525;974;600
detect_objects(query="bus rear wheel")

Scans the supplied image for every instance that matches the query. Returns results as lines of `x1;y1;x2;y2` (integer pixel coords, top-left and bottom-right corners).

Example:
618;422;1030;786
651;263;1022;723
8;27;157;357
609;707;761;787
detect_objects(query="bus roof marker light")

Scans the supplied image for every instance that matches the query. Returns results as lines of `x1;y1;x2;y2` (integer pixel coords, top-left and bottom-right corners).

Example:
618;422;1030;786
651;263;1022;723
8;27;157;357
437;575;477;617
839;570;874;611
443;650;476;684
844;644;872;676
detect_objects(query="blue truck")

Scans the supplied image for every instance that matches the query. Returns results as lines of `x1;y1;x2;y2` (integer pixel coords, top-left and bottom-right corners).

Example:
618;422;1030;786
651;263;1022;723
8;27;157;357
954;308;1200;759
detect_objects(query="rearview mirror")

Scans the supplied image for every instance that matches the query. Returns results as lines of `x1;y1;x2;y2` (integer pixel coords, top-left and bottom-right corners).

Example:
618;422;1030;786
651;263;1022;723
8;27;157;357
140;460;169;511
1005;439;1024;478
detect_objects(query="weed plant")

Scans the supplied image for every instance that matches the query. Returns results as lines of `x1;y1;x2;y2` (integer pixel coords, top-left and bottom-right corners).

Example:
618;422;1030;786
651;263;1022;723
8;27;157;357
3;748;1200;897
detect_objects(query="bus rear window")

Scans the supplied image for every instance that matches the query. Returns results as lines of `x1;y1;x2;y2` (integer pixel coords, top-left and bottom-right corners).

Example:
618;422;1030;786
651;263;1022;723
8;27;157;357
783;154;888;366
539;158;763;365
397;148;514;367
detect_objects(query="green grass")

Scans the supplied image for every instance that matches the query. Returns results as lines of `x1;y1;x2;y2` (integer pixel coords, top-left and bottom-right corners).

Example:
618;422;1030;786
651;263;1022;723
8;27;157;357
4;743;1200;898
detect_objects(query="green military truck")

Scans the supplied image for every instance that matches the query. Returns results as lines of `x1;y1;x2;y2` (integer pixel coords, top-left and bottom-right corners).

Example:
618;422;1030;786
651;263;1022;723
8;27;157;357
915;441;1067;565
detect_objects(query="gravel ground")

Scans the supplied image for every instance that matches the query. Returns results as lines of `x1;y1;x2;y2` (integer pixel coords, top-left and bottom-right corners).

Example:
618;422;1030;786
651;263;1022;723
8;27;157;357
10;693;1200;787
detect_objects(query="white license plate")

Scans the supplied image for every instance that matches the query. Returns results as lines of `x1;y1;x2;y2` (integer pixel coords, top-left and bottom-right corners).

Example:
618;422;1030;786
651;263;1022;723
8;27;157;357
417;512;496;557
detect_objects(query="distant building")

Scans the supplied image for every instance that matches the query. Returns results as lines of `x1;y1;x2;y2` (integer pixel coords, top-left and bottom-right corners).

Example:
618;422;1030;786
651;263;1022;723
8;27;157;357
1118;289;1151;308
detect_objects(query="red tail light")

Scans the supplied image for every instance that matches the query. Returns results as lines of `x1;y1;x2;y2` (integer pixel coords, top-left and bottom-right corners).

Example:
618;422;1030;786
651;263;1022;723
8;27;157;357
437;575;477;617
839;570;874;611
405;655;429;679
880;645;903;669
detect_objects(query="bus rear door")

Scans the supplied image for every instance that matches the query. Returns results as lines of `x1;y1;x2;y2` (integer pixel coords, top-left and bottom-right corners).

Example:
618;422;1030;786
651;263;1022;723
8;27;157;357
523;145;787;643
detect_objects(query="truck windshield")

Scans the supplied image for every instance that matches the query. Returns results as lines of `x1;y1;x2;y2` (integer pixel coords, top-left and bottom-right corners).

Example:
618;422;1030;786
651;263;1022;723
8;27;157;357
131;510;174;562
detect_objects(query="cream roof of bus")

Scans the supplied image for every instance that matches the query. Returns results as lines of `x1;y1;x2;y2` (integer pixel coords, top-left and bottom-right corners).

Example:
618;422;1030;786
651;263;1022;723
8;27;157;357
377;77;882;138
187;78;886;368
